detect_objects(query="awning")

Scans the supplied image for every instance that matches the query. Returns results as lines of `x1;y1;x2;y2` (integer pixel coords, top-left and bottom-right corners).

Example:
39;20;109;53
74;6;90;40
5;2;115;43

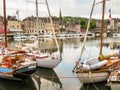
0;29;8;34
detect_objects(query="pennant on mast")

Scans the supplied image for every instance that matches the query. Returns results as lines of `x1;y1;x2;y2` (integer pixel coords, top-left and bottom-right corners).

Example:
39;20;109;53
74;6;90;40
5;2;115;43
109;8;111;19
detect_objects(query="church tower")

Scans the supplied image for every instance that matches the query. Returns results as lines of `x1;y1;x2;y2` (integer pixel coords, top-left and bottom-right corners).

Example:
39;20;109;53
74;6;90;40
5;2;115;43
59;8;65;32
59;8;62;25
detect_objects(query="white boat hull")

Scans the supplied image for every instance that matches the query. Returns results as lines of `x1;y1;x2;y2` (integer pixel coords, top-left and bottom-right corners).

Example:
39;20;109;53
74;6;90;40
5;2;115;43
110;82;120;90
36;58;61;68
109;69;120;90
76;72;109;84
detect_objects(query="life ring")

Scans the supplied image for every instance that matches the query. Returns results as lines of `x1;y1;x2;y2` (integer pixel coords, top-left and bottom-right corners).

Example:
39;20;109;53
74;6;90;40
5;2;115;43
3;58;12;68
1;47;8;56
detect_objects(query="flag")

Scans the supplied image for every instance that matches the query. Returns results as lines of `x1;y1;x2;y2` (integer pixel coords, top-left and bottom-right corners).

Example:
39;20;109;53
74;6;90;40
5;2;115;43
16;10;19;14
109;9;111;19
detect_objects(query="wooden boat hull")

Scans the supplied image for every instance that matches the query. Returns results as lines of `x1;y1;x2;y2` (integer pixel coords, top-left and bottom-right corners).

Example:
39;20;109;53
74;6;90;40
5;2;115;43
76;72;109;84
0;63;36;80
36;58;61;68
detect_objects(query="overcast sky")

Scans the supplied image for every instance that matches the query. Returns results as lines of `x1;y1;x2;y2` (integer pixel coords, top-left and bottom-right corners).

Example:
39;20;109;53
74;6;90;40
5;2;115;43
0;0;120;20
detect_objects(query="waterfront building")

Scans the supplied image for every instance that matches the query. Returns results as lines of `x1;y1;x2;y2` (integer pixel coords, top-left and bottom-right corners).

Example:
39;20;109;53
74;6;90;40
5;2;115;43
59;9;65;33
22;16;60;35
95;18;120;32
0;16;4;30
65;22;81;33
7;16;23;34
117;22;120;32
44;19;60;34
21;16;45;35
112;18;120;32
0;16;8;34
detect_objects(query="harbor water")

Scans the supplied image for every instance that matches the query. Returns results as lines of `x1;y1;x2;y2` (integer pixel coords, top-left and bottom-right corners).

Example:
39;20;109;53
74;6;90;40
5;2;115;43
4;37;118;90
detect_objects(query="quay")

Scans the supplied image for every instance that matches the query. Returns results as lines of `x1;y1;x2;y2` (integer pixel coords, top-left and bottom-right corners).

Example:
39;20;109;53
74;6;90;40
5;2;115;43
0;31;119;39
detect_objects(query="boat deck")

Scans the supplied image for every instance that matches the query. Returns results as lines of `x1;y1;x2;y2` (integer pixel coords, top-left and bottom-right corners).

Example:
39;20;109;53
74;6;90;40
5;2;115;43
109;68;120;82
76;58;120;73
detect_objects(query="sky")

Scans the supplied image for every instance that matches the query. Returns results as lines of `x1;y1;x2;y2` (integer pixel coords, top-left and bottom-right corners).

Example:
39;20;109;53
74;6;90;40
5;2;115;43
0;0;120;20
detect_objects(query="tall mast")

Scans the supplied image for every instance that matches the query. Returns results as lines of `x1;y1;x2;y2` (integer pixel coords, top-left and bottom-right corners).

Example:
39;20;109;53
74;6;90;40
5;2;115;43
36;0;39;41
100;0;106;55
72;0;96;72
45;0;60;52
36;0;38;29
27;0;39;46
35;0;41;50
3;0;7;47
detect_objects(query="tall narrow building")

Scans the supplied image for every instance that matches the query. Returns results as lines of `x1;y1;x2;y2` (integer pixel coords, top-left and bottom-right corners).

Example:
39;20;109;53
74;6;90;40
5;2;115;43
59;8;62;23
59;8;64;32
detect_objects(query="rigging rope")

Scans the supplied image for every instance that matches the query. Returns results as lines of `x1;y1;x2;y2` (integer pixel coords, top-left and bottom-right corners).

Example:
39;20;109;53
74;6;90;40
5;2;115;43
89;71;100;90
72;0;96;72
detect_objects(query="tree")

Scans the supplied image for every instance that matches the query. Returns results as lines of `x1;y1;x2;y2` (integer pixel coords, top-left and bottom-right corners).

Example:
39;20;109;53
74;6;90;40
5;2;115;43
80;18;87;31
63;16;74;23
90;20;96;29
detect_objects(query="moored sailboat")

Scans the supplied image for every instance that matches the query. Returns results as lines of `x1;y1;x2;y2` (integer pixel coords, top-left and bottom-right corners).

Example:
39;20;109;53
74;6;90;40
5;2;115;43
0;0;36;80
0;48;36;80
72;0;120;84
22;0;62;69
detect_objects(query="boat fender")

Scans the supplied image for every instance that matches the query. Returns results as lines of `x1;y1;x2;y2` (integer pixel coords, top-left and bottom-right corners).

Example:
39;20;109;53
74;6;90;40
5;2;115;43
2;47;8;56
83;64;90;70
89;60;108;70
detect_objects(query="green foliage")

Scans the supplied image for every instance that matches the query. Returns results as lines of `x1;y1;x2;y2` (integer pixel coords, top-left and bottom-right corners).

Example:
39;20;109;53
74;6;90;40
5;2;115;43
63;16;74;23
51;16;96;31
52;16;58;20
90;20;96;29
80;18;87;30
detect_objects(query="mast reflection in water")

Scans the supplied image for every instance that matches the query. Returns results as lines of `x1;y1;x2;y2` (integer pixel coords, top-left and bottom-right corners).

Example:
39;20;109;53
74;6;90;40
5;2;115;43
32;68;62;90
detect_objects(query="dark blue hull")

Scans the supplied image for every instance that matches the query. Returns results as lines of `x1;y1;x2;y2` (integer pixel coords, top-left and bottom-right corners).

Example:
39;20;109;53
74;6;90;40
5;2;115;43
13;64;36;80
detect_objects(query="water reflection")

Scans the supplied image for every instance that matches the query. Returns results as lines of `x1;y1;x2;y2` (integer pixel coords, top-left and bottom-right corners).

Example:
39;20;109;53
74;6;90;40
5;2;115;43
103;37;120;49
0;76;37;90
33;68;62;90
9;38;63;54
80;81;110;90
7;37;120;90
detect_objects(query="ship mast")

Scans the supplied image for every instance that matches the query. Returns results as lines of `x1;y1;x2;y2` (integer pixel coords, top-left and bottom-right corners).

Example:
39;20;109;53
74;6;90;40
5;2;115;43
36;0;39;42
3;0;7;47
72;0;96;72
100;0;106;55
45;0;60;52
